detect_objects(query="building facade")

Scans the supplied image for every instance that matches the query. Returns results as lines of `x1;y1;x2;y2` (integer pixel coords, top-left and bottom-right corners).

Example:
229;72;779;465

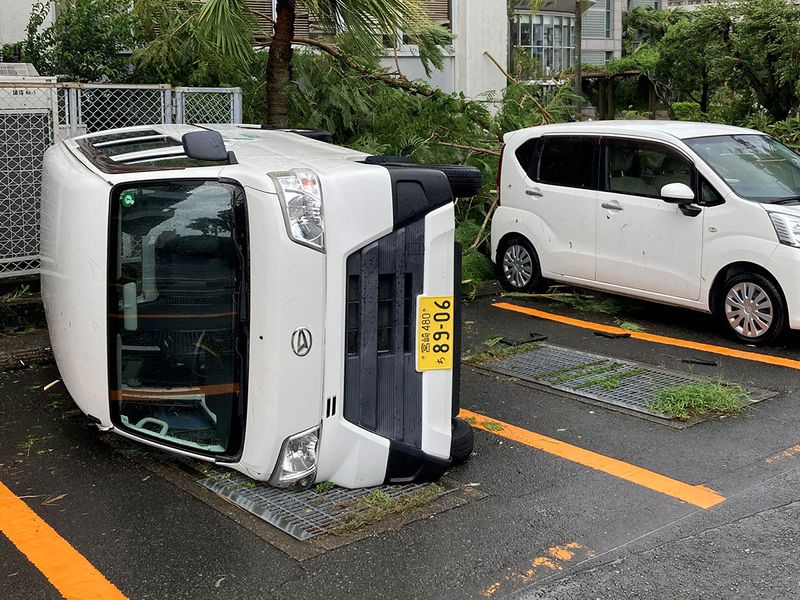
511;0;625;76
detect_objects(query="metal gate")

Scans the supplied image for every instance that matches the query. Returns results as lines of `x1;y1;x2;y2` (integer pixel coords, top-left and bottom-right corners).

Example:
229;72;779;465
0;82;243;278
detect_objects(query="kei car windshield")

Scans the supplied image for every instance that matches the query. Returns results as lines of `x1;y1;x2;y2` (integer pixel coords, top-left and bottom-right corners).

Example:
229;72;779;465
685;134;800;203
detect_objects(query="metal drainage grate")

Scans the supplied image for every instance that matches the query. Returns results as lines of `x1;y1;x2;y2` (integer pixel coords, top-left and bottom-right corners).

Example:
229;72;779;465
485;344;770;420
196;464;448;541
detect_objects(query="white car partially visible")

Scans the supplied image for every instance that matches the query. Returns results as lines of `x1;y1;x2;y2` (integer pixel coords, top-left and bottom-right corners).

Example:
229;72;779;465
491;121;800;345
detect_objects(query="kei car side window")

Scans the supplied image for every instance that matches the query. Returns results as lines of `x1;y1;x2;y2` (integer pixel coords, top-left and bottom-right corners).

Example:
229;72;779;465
605;139;695;199
700;177;725;206
538;137;597;190
515;138;541;180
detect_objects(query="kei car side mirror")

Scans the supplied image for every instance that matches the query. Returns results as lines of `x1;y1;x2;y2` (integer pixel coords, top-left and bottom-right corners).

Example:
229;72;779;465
660;183;695;204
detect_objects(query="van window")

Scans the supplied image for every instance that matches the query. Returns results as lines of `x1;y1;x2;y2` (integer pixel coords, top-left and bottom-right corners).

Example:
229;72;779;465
606;140;693;198
108;180;248;456
538;137;597;189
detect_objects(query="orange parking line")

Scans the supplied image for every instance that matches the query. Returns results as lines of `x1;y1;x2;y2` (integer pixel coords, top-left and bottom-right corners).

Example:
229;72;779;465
460;409;725;509
494;302;800;371
0;480;128;600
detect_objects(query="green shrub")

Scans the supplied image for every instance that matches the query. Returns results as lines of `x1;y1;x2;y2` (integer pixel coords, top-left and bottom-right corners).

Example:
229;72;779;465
671;102;705;122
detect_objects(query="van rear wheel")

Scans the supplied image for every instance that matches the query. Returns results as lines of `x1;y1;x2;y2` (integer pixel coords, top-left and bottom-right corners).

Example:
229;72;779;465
718;273;787;346
497;236;544;293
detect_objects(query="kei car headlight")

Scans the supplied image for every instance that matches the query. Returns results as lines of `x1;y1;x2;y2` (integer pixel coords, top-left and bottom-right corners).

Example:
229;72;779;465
271;169;325;251
769;211;800;247
269;426;319;488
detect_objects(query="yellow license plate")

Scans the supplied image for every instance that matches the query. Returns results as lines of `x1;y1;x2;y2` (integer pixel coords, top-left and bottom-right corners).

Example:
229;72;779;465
417;295;454;371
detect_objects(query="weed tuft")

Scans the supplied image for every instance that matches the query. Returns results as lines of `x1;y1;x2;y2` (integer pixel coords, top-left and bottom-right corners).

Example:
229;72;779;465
314;481;336;494
331;484;444;534
648;381;749;421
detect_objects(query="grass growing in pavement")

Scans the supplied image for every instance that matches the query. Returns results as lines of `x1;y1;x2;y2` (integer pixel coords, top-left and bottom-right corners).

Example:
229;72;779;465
573;368;646;391
463;335;542;364
331;484;444;534
648;381;750;421
615;319;646;332
314;481;336;494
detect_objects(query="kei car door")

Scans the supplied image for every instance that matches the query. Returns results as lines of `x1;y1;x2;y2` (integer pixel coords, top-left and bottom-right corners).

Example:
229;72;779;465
523;135;600;281
595;138;704;301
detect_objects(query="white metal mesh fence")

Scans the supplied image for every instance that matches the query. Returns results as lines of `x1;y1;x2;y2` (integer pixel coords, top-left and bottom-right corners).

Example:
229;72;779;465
0;82;241;278
0;84;57;277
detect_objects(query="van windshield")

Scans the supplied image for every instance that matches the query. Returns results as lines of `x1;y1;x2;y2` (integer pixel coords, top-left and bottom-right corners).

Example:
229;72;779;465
108;181;247;456
685;134;800;203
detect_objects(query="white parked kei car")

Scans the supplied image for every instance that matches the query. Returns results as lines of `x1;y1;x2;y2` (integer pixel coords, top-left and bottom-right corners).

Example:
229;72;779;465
40;124;480;488
491;121;800;345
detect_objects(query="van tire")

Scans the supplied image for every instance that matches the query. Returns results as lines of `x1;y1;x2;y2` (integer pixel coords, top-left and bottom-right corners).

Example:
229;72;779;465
378;162;483;198
416;164;483;198
717;272;787;346
497;236;545;293
451;418;475;463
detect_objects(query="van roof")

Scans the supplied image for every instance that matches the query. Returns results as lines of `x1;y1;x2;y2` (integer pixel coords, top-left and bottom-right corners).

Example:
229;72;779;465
503;120;760;144
69;124;367;176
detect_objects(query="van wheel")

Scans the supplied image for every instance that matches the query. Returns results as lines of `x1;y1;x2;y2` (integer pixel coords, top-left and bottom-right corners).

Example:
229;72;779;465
718;273;787;345
451;418;475;463
497;236;544;293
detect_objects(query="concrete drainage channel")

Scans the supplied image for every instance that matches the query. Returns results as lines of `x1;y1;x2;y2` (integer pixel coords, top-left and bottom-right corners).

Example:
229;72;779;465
473;343;774;427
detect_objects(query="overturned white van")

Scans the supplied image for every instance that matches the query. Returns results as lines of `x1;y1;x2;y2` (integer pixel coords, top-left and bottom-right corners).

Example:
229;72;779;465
40;125;479;488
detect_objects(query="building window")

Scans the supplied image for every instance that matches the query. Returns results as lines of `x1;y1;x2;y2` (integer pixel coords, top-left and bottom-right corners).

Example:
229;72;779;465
512;12;575;77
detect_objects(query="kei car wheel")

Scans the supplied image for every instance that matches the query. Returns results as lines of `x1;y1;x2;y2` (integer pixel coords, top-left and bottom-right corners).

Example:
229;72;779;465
718;273;787;346
497;236;543;293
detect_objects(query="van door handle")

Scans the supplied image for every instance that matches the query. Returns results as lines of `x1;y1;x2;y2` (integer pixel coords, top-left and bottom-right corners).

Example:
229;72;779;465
526;189;543;197
601;201;624;211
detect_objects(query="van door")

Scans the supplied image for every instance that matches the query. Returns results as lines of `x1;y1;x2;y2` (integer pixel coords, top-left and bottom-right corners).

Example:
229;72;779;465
108;180;248;458
595;138;703;300
524;135;599;280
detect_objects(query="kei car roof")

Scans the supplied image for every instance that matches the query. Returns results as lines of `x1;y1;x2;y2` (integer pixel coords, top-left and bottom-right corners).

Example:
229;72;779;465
503;120;761;144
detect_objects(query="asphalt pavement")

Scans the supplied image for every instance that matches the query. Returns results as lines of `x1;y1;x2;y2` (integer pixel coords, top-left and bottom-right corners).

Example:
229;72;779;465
3;288;800;599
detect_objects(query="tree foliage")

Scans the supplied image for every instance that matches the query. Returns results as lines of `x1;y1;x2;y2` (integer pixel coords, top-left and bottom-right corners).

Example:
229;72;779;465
622;6;684;56
708;0;800;121
656;16;725;113
132;0;257;88
24;0;135;81
194;0;453;126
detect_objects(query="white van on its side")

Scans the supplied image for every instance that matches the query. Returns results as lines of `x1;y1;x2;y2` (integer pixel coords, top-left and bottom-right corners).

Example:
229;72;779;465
491;121;800;345
41;124;480;488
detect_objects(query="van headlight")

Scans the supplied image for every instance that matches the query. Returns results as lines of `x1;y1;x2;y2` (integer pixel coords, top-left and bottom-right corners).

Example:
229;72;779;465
769;212;800;247
269;426;319;488
271;169;325;251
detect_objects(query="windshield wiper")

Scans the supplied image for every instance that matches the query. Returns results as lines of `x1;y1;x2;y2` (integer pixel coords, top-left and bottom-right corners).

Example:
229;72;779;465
770;196;800;205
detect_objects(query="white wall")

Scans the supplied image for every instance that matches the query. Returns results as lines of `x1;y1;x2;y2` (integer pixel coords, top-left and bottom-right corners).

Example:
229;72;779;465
379;0;508;101
0;0;54;44
453;0;508;100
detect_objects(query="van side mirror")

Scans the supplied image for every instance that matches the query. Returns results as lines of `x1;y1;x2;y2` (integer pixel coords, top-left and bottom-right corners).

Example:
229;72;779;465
660;183;695;204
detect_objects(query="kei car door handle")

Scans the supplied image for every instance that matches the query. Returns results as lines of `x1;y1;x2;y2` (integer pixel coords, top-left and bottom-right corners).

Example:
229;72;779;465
601;201;624;211
526;188;543;197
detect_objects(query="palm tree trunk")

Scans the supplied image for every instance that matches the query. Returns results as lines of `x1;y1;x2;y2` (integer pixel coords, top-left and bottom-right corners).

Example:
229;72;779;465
267;0;296;127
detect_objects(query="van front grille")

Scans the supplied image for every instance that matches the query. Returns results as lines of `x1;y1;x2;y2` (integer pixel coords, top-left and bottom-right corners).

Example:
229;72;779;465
343;220;424;448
